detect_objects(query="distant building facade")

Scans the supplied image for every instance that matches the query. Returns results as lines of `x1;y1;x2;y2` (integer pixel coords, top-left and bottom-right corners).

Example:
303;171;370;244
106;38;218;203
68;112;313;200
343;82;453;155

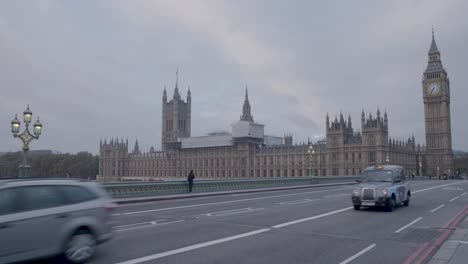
99;86;422;181
99;33;458;180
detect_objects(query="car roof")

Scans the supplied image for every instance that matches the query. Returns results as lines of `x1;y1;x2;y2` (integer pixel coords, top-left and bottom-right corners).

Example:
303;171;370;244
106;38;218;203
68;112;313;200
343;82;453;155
0;178;93;188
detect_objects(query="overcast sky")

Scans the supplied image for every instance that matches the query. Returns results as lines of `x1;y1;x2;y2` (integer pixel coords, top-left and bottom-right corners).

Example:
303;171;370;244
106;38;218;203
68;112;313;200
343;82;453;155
1;0;467;154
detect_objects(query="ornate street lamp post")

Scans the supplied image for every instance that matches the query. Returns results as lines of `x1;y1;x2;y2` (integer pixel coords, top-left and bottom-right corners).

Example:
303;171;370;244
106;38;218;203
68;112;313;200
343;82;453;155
308;145;315;176
385;153;390;165
11;105;43;177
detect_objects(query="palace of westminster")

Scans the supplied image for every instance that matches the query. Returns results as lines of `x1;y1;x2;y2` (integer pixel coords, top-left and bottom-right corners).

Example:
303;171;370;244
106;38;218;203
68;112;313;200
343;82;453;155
98;33;454;180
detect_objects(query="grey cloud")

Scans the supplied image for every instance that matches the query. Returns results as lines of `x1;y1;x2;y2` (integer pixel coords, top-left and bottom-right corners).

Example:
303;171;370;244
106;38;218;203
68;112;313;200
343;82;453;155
1;0;467;154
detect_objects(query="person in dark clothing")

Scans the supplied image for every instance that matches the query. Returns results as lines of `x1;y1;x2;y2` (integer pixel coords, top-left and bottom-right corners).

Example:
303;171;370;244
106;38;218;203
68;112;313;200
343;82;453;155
187;170;195;192
411;173;415;180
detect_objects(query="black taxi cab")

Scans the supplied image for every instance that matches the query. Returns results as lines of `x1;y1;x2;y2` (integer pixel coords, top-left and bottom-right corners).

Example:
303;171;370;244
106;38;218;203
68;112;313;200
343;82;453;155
351;165;411;212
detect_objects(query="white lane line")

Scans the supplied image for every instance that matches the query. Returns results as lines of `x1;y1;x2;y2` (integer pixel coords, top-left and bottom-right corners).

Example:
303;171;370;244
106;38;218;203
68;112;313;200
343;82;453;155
114;220;184;232
112;219;167;228
205;207;264;217
324;193;349;198
339;244;376;264
210;208;264;217
112;187;349;216
413;182;464;194
430;204;445;213
115;228;271;264
276;198;320;205
395;217;423;233
113;219;167;229
272;207;353;229
449;192;466;202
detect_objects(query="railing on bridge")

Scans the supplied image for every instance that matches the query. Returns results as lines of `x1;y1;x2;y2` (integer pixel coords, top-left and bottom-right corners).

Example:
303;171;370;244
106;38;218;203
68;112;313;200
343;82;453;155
102;176;360;199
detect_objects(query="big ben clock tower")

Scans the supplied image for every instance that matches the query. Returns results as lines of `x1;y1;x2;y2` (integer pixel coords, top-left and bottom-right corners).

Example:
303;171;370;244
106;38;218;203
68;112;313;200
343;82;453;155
422;30;453;177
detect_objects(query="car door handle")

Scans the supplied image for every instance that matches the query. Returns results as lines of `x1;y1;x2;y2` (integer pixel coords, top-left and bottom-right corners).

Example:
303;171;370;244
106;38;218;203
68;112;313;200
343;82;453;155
0;223;12;229
56;214;69;219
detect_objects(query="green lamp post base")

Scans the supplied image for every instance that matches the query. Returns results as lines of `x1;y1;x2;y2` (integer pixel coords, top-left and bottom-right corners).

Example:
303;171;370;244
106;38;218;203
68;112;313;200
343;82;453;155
19;164;31;177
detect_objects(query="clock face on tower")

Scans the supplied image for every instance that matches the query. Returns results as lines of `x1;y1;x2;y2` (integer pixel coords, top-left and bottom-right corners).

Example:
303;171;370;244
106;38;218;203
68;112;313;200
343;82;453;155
427;82;440;95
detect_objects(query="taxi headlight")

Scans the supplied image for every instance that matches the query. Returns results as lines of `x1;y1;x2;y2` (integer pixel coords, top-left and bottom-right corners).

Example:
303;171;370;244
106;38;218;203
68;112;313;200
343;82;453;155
352;189;360;196
376;188;388;197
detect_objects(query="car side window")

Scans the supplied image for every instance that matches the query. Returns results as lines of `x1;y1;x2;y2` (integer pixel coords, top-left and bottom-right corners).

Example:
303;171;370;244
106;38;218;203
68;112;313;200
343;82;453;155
18;186;67;212
400;170;406;182
58;185;98;204
0;188;20;216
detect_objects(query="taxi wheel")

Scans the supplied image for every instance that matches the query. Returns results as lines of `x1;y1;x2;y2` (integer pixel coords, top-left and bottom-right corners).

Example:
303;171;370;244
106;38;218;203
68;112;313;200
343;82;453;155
353;205;360;210
386;196;396;212
404;193;410;206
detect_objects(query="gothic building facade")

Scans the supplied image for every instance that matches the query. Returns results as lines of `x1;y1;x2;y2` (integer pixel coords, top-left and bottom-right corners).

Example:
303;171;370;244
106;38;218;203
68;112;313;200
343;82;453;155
98;32;454;180
99;86;422;181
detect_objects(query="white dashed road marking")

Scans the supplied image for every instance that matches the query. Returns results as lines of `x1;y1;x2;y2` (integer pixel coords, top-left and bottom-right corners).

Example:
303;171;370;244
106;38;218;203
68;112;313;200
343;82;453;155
115;228;271;264
395;217;423;233
114;220;184;232
339;244;376;264
204;207;264;217
430;204;445;213
276;198;320;205
272;207;353;229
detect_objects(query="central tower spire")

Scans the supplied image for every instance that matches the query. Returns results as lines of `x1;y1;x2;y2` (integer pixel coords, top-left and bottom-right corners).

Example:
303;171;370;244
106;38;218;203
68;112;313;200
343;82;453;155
173;68;180;99
240;85;254;122
429;27;439;54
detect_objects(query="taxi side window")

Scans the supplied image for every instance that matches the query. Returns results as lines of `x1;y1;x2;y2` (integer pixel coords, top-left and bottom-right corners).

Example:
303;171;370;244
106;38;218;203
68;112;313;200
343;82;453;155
400;170;406;182
394;170;402;182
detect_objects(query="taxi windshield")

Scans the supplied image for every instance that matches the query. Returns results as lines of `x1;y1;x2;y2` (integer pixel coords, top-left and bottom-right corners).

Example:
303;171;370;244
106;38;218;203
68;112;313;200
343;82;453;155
362;170;394;182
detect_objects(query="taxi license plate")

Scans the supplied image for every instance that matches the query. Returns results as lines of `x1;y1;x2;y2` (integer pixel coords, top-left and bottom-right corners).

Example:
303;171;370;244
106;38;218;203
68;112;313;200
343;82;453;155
362;202;374;206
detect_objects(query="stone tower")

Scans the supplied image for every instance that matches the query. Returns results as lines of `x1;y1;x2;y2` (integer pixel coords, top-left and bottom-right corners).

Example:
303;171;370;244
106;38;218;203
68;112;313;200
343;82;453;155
161;70;191;151
99;138;128;179
326;113;356;175
361;109;389;166
422;30;453;177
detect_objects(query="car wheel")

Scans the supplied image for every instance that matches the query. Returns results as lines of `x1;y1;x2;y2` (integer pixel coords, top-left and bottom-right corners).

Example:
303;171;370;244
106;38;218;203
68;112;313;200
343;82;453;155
386;196;396;212
64;229;96;264
353;205;360;210
404;193;410;206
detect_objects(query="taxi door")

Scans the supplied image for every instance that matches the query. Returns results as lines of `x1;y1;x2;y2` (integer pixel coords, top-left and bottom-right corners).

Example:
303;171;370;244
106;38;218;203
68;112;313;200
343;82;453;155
395;169;408;203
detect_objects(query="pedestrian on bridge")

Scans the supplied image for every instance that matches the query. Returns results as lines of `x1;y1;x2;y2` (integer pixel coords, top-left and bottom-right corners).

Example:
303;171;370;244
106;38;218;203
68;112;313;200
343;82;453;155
187;170;195;193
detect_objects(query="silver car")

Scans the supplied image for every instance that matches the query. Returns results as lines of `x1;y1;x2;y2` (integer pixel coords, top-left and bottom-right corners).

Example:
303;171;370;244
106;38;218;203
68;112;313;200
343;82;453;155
0;179;115;263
